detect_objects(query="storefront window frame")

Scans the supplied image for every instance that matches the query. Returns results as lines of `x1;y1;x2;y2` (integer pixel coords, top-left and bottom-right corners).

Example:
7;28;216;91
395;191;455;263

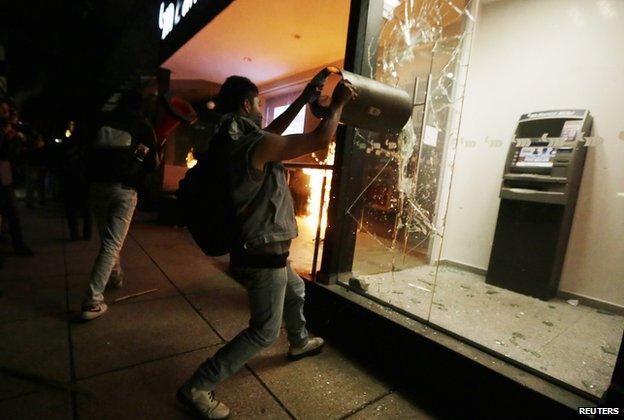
316;0;624;405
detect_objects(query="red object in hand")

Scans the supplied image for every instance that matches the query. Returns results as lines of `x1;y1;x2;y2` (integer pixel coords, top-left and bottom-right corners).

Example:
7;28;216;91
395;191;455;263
154;95;198;142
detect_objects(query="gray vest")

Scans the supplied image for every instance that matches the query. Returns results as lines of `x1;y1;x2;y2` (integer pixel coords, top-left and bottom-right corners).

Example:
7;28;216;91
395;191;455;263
225;115;298;250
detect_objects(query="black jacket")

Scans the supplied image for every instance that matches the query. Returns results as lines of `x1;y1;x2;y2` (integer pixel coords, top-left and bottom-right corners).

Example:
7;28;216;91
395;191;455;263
87;109;161;189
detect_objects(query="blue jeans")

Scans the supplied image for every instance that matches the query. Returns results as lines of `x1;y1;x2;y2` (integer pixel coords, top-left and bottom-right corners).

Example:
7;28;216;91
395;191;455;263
84;183;137;305
189;262;309;390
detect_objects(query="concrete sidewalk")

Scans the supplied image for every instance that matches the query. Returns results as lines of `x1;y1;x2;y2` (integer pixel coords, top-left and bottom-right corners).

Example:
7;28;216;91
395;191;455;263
0;205;431;419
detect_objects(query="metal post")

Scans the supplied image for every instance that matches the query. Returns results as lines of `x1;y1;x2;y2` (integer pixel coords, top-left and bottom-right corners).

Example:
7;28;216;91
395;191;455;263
318;0;385;284
310;174;328;280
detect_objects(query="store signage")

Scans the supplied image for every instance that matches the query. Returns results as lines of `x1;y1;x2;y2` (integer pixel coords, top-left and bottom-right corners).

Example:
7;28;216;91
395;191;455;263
521;109;586;120
159;0;200;40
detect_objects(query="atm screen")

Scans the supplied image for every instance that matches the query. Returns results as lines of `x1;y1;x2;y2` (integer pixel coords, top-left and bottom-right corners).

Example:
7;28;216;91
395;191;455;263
516;147;556;167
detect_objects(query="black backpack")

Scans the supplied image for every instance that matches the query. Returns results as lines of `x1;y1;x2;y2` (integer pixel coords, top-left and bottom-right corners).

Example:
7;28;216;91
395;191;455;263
89;111;152;184
176;137;236;256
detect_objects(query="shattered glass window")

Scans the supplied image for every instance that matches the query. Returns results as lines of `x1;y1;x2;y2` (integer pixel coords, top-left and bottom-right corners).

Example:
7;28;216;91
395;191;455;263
344;0;624;399
348;0;475;321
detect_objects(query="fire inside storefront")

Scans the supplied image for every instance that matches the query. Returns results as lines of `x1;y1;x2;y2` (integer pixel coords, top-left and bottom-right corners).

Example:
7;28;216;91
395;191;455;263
149;0;624;414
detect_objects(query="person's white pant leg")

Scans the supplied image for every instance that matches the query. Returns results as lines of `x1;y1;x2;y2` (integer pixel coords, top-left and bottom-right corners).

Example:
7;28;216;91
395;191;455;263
84;184;137;305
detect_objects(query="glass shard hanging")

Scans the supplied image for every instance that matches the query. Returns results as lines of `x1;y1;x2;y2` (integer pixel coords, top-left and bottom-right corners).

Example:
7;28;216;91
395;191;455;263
350;0;475;287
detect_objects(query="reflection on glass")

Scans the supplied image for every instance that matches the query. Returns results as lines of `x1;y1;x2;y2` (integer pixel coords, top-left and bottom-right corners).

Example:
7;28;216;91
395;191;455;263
273;104;306;135
350;0;472;319
345;0;623;400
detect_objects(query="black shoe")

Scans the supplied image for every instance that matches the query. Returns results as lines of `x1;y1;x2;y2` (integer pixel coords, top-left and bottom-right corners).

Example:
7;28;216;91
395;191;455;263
14;246;34;256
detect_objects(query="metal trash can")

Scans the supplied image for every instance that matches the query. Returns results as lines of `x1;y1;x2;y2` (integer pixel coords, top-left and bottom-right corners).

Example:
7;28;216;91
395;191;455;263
309;66;412;134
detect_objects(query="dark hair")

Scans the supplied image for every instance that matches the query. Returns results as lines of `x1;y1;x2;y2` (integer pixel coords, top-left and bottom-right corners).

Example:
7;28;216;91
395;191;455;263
216;76;258;114
0;97;13;110
117;88;143;111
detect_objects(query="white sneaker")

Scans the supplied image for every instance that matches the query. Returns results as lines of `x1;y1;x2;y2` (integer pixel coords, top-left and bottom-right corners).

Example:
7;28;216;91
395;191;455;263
81;302;108;321
287;337;325;361
177;383;230;419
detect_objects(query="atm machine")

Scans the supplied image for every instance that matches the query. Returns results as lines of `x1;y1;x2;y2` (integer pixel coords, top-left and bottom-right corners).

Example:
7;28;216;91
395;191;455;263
486;109;592;300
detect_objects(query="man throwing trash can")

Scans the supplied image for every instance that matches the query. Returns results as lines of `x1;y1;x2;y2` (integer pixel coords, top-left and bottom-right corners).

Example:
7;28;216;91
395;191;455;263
177;76;357;419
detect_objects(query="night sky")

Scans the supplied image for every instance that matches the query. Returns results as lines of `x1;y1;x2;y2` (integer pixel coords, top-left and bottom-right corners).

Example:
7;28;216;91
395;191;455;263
1;0;159;131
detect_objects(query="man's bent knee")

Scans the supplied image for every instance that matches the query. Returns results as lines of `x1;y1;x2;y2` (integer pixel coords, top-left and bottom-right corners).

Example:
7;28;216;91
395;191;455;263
248;325;281;348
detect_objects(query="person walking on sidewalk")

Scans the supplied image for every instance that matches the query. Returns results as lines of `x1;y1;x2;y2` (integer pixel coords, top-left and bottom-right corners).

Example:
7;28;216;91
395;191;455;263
0;100;34;257
177;76;357;419
81;88;164;320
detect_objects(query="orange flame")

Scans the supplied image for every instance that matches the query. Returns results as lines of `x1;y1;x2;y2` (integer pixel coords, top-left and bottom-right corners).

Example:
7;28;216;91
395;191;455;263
186;149;197;169
302;142;335;237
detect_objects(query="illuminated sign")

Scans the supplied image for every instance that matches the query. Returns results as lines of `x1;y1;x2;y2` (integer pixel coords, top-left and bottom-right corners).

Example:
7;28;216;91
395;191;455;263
159;0;200;40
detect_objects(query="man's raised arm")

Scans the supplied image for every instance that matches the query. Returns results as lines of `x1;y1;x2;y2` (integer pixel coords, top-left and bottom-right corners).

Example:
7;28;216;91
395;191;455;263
263;79;323;135
251;80;357;172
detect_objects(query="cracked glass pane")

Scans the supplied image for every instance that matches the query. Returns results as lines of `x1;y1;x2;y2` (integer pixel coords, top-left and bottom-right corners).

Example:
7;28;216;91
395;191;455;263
349;0;474;320
347;0;624;399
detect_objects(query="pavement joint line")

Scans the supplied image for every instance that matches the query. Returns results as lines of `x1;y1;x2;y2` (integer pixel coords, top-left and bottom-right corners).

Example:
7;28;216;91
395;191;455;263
0;312;70;326
132;230;298;419
74;343;223;382
61;222;80;420
338;389;395;419
129;231;228;343
0;366;90;397
2;273;66;281
0;389;40;403
176;287;248;298
243;364;298;420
